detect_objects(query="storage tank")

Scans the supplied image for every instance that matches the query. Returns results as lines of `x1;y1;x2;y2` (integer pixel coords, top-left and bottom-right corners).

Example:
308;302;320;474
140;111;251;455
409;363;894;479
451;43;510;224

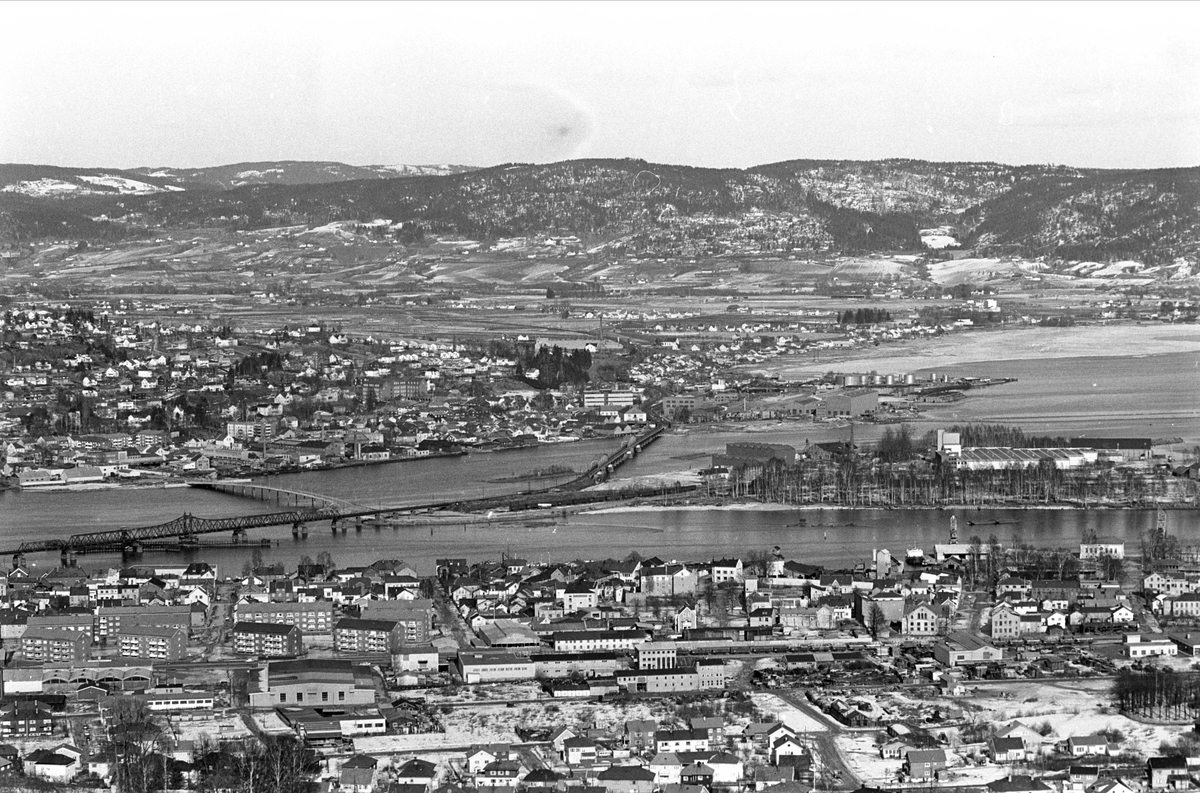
844;374;863;387
904;374;916;385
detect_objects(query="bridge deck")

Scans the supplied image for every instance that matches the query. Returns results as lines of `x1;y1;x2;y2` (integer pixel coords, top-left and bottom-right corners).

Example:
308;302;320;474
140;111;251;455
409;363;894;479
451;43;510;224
3;423;669;558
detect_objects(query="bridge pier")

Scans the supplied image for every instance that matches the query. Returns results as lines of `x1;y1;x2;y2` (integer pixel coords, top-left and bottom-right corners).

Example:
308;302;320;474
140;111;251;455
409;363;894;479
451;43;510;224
12;553;25;570
60;549;76;568
121;542;141;558
232;528;246;544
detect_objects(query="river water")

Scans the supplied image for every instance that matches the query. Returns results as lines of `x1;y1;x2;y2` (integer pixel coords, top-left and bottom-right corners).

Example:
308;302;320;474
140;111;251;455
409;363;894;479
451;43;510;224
0;352;1196;575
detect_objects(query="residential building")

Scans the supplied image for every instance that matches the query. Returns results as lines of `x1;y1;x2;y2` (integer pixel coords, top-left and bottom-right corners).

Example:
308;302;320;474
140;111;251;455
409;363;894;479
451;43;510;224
905;748;948;779
232;622;303;657
1147;756;1190;790
0;701;54;736
22;628;90;663
116;625;187;661
359;599;434;644
1066;736;1109;757
235;601;334;633
335;618;403;655
95;604;193;639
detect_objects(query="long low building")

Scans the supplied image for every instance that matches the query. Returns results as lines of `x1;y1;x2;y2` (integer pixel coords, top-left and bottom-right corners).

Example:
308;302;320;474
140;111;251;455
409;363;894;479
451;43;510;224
614;661;727;693
95;604;197;639
2;661;153;695
142;691;215;712
235;601;334;634
552;629;650;653
531;651;629;679
952;447;1099;471
276;705;387;741
456;651;536;684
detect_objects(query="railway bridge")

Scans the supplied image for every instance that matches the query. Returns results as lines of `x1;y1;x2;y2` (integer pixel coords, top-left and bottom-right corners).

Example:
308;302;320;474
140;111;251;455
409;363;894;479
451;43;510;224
2;423;671;566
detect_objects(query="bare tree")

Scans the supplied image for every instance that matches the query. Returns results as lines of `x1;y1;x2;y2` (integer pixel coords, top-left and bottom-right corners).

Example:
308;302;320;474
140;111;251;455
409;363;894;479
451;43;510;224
107;698;169;793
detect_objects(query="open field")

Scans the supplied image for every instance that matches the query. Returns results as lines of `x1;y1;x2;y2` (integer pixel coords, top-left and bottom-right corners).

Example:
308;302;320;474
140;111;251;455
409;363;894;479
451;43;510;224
832;678;1188;787
764;323;1200;376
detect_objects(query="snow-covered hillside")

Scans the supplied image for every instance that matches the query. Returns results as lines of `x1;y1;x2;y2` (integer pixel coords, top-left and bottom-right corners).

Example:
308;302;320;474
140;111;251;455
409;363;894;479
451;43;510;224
1;173;183;197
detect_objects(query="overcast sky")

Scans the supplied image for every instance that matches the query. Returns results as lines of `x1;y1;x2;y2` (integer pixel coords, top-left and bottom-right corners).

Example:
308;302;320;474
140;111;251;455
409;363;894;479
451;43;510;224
3;1;1198;170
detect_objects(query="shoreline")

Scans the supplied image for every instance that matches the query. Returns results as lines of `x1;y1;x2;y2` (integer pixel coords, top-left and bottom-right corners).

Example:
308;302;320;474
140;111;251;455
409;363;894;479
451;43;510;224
580;500;1193;516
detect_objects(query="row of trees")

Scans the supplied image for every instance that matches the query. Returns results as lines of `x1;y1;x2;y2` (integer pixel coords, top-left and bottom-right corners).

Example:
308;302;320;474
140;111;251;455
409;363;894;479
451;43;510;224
838;307;892;325
944;423;1071;448
724;457;1198;508
1112;668;1200;721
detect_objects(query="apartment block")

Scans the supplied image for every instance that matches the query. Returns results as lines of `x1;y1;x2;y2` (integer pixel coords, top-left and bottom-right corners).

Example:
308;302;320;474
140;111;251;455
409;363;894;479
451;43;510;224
235;601;334;634
21;628;90;663
334;618;402;655
117;625;187;662
232;622;304;657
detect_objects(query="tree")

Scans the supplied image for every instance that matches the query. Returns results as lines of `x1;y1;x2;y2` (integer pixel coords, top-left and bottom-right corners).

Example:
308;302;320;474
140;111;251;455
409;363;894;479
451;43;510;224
987;534;1004;587
317;551;335;571
1100;553;1126;583
108;698;169;793
251;547;264;571
195;735;317;793
867;603;887;639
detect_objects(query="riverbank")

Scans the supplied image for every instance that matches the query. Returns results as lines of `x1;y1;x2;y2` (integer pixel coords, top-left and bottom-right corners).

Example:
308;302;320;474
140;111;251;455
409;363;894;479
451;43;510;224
579;500;1193;516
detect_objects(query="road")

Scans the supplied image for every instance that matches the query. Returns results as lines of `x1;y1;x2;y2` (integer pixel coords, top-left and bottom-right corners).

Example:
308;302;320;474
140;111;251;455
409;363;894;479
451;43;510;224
772;689;860;790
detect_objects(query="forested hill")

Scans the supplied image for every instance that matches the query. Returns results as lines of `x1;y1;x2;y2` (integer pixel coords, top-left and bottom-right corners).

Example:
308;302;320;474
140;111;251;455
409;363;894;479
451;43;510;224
1;157;1197;261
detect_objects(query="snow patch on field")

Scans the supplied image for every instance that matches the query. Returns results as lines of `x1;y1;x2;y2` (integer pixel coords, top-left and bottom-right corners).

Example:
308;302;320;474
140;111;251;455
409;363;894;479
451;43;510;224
750;693;829;733
1;179;82;196
920;227;960;249
234;168;285;180
78;174;179;194
926;257;1028;284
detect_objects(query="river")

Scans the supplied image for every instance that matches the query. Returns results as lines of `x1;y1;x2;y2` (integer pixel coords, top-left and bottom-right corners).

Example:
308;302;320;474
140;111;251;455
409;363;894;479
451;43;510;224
0;351;1196;575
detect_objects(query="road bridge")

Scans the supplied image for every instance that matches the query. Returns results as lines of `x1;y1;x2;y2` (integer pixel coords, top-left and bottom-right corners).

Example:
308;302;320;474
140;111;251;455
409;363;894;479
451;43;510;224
197;481;355;510
2;423;670;566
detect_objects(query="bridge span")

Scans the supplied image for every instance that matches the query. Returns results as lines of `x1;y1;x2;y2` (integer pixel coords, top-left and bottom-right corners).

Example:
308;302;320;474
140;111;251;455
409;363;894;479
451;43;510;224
1;423;672;566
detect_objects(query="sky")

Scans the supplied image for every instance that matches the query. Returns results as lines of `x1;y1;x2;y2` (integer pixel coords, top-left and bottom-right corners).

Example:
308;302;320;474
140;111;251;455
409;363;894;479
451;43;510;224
2;1;1198;170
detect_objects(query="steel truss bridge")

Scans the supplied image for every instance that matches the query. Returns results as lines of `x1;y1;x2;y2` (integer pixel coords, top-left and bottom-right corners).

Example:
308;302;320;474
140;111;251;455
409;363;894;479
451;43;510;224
1;423;670;566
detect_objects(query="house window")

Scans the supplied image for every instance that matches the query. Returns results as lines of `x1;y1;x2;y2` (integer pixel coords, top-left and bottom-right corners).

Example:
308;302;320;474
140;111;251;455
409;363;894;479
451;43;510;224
279;693;286;703
322;692;329;702
338;691;345;701
296;693;303;703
